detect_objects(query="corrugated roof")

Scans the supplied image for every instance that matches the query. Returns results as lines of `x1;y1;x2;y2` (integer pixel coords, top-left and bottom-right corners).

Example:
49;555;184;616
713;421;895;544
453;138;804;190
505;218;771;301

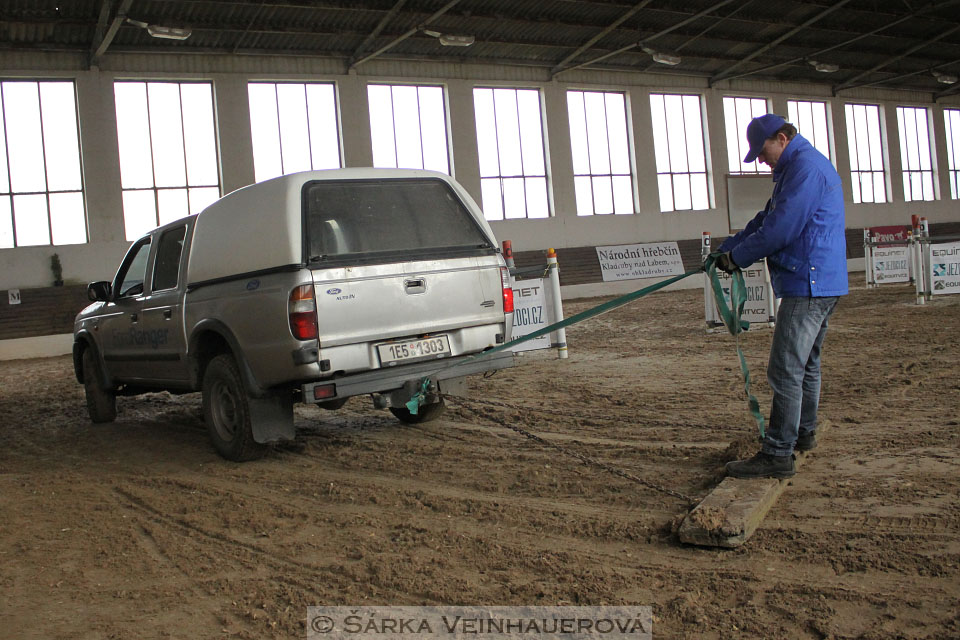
0;0;957;98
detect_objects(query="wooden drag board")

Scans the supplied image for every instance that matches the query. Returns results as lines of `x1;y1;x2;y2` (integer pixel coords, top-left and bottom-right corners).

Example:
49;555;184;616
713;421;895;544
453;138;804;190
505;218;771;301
678;422;829;548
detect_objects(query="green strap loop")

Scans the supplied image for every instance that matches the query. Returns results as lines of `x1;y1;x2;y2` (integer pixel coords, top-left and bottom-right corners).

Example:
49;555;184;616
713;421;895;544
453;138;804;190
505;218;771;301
703;253;767;440
405;377;431;415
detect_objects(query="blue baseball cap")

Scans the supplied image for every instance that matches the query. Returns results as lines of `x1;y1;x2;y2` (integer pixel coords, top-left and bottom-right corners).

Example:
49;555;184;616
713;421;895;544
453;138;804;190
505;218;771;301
743;114;787;163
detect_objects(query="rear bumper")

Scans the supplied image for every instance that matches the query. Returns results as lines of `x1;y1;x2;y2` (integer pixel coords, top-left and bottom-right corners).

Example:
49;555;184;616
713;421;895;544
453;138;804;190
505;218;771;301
301;350;515;402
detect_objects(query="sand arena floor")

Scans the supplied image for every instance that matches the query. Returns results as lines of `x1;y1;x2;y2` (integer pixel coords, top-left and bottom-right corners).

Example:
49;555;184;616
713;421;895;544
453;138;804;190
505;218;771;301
1;278;958;639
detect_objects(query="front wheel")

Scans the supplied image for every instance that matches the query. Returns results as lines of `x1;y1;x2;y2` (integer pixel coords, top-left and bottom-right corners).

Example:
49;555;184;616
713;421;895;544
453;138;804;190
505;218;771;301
82;348;116;423
202;354;266;461
389;398;446;424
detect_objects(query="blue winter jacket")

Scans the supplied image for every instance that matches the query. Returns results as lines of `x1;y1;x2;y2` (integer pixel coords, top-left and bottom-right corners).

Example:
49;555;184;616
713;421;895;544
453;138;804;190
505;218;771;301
718;134;848;298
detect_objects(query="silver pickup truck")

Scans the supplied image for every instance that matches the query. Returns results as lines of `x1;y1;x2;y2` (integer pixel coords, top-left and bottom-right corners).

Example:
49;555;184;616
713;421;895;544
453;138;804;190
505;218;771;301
74;169;515;460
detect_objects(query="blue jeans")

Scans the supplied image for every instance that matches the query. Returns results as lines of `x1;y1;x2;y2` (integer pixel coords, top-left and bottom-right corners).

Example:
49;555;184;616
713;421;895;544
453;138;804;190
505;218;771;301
762;296;839;457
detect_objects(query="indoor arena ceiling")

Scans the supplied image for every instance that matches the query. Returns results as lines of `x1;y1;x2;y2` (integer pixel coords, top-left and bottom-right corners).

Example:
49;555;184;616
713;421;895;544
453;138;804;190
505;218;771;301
3;0;960;98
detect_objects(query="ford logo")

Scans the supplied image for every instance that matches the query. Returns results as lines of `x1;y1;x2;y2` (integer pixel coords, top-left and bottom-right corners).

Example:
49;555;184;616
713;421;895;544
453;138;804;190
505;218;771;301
246;279;260;291
326;288;342;295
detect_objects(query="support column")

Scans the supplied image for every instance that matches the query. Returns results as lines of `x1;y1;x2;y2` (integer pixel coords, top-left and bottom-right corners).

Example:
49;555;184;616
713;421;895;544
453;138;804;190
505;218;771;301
213;74;256;193
884;103;904;203
931;103;950;201
542;81;575;221
339;74;373;167
703;88;730;225
76;69;124;244
446;79;481;202
830;99;853;203
630;86;660;215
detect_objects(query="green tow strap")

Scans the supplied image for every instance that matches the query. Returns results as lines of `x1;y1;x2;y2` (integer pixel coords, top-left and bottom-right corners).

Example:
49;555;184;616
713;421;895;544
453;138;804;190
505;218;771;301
403;267;697;414
703;253;767;439
406;257;767;442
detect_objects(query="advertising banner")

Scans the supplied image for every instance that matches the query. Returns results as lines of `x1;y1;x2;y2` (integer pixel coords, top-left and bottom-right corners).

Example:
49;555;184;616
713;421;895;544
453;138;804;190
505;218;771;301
596;242;685;282
709;264;775;325
872;245;911;284
868;225;911;245
929;241;960;295
510;278;553;352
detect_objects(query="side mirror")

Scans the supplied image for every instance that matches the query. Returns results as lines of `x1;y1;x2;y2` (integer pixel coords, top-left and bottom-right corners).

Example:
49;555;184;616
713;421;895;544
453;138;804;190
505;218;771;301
87;281;112;302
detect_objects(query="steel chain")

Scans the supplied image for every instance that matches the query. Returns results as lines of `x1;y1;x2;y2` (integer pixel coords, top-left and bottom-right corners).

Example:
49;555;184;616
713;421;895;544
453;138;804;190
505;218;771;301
451;392;718;430
446;395;697;504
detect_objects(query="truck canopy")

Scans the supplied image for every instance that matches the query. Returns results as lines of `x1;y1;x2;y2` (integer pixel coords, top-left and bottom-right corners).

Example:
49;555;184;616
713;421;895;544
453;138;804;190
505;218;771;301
186;168;497;285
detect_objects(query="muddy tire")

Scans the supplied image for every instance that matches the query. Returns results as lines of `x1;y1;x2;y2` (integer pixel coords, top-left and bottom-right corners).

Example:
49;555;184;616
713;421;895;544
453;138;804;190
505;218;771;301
389;398;446;424
82;348;116;423
202;354;267;462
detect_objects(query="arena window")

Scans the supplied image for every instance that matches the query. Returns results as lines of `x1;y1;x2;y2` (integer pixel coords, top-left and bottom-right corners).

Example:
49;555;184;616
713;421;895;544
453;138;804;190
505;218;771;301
368;84;450;175
114;81;221;240
844;103;889;204
946;108;960;199
650;93;710;212
723;96;771;175
787;99;833;163
248;82;342;183
566;90;636;216
473;87;550;220
896;106;936;202
0;80;86;248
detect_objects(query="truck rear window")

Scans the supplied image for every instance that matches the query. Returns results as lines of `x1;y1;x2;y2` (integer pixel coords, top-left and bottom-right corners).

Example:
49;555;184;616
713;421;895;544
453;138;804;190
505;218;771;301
304;179;495;265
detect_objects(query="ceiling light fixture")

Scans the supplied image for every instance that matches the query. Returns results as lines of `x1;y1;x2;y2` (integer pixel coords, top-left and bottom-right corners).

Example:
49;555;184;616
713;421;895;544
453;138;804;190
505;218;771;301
126;18;192;41
932;70;958;84
640;45;681;66
422;29;475;47
808;60;839;73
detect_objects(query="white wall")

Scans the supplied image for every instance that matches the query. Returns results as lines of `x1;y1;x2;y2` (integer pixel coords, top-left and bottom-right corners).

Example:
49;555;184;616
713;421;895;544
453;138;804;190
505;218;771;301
1;52;958;290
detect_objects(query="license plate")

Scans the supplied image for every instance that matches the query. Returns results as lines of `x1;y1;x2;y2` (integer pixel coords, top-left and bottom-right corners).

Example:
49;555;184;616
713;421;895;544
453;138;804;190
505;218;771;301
378;336;451;365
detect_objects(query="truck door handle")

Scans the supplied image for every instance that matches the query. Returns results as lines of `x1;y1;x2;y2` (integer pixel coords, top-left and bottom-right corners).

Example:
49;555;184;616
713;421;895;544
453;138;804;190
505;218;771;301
404;278;426;294
163;309;172;320
130;313;138;323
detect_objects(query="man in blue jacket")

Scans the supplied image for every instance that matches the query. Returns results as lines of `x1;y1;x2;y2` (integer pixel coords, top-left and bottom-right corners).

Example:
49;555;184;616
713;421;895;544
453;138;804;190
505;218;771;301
716;114;847;479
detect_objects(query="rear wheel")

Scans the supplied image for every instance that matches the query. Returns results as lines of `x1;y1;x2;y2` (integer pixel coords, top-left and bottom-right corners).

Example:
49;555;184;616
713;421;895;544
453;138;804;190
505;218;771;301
316;398;348;411
82;348;116;423
202;354;267;461
389;398;446;424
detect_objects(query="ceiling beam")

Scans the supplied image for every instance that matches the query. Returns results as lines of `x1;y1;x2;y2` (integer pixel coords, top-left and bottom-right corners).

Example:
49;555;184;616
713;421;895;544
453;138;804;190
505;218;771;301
673;0;755;53
89;0;113;58
161;0;959;37
934;80;960;99
836;57;960;92
718;0;960;84
833;22;960;91
89;0;134;67
550;0;655;75
552;0;739;77
709;0;854;85
347;0;409;67
347;0;461;71
232;2;267;54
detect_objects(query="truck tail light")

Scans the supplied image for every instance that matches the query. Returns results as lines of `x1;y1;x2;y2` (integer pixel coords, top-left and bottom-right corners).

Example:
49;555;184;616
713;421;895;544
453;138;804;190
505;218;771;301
289;284;318;340
500;267;514;314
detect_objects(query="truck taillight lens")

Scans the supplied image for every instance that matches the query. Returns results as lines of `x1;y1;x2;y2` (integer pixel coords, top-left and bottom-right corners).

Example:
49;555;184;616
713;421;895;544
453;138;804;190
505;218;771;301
289;284;318;340
500;267;514;314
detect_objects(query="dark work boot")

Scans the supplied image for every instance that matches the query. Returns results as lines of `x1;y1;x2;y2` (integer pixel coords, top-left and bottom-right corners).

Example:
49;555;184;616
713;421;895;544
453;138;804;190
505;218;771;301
725;451;795;479
795;431;817;452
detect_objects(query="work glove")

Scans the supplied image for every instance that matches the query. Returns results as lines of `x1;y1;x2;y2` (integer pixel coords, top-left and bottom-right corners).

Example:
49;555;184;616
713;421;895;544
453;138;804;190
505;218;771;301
714;251;738;274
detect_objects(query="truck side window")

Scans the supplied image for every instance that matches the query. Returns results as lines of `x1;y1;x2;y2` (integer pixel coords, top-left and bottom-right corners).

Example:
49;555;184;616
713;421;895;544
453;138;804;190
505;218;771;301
152;225;187;291
115;238;152;299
